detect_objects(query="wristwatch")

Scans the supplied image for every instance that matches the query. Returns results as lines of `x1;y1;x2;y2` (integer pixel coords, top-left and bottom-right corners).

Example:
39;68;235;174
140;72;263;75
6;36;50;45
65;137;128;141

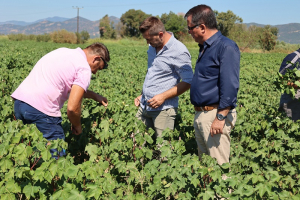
216;113;227;121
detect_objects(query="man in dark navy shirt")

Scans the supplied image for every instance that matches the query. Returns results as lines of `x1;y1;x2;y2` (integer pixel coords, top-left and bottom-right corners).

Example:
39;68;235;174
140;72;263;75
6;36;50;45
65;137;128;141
185;4;240;165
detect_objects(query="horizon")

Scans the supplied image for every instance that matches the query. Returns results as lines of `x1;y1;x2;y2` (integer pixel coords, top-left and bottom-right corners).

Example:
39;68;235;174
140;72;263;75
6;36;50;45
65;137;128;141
1;16;298;27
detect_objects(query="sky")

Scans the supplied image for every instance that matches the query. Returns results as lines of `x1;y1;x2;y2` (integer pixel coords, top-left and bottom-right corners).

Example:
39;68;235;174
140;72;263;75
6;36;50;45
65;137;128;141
0;0;299;25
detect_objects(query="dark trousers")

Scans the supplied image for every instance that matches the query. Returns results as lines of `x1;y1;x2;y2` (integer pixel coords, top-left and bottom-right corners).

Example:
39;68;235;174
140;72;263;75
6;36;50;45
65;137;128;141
14;99;66;159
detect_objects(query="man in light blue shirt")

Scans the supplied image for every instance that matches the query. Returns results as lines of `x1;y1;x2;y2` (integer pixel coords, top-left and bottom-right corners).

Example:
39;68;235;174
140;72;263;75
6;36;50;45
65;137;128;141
134;16;193;146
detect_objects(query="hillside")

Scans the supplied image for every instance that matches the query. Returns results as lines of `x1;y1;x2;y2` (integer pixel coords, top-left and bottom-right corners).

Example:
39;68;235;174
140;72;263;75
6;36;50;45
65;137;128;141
245;23;300;44
0;17;117;38
0;17;299;43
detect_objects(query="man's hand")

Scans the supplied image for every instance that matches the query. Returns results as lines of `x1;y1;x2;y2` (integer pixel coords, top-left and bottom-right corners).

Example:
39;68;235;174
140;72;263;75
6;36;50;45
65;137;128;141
148;94;166;108
134;95;142;107
210;118;226;137
71;124;82;135
84;90;108;107
95;94;108;107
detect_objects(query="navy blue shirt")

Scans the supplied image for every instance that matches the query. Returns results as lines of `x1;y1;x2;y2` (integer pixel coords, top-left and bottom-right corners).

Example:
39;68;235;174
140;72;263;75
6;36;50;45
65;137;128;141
190;31;240;109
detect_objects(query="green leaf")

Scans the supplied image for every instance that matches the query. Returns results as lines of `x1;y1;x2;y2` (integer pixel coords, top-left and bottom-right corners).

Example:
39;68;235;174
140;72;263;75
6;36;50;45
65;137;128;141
1;194;16;200
67;190;86;200
82;109;89;118
100;120;109;132
26;146;33;157
199;189;215;200
5;179;21;193
0;158;13;172
49;162;58;177
44;171;53;183
23;183;39;199
41;149;52;160
64;165;79;178
85;144;98;162
190;174;200;188
144;134;153;144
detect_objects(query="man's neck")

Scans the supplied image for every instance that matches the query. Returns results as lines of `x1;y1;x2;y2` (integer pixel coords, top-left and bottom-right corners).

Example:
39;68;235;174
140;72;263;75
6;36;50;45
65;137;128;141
200;29;218;45
156;32;172;53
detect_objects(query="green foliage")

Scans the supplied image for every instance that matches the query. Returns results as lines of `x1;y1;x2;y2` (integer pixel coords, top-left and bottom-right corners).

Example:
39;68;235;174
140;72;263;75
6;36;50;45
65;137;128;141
80;30;90;43
36;34;51;42
99;15;116;39
0;39;300;199
50;29;77;44
120;9;150;37
228;24;260;51
274;61;300;97
215;10;243;37
258;25;278;51
160;12;187;40
7;33;37;41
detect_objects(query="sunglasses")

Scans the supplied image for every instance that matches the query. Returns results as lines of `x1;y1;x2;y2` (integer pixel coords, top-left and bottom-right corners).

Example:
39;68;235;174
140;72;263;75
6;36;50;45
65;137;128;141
187;24;202;31
101;57;108;69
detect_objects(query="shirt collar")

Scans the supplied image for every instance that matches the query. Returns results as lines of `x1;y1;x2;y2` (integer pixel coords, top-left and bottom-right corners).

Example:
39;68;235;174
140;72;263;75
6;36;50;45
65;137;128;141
163;31;175;50
204;31;222;48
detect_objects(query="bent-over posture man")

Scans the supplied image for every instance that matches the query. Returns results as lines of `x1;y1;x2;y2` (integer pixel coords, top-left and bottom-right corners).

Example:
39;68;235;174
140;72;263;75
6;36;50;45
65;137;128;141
278;48;300;121
11;43;110;159
185;5;240;165
134;17;193;148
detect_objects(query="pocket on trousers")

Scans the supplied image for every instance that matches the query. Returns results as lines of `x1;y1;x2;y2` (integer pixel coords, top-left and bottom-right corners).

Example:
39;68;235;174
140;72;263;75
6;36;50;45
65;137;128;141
225;109;237;129
167;108;177;118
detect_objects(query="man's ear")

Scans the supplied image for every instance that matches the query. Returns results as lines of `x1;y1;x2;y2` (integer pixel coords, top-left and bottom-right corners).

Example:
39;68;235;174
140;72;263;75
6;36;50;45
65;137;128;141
93;56;101;63
199;24;206;32
158;31;164;38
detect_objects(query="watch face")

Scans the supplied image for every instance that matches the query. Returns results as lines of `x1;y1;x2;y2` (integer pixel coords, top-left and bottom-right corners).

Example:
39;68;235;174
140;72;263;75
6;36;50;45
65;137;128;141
217;114;225;120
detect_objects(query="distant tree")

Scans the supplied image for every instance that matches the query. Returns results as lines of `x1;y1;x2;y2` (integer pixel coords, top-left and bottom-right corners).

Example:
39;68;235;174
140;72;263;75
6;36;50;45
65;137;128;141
50;29;77;44
36;33;51;42
99;15;116;39
120;9;150;37
258;25;278;51
228;24;260;51
215;10;243;37
115;21;126;38
80;30;90;43
160;11;187;40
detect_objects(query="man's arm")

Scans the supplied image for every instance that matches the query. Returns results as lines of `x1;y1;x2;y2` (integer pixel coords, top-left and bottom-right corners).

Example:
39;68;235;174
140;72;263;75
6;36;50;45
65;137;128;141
83;90;108;106
210;107;231;136
68;85;85;135
147;82;190;108
210;45;240;136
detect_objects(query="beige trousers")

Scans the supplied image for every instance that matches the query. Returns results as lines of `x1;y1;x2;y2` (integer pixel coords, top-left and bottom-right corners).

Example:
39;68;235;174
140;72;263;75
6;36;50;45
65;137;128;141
135;106;177;138
193;108;237;165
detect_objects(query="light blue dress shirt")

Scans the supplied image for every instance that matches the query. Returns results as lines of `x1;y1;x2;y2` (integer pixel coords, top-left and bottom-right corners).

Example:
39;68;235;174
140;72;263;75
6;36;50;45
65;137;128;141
140;32;193;111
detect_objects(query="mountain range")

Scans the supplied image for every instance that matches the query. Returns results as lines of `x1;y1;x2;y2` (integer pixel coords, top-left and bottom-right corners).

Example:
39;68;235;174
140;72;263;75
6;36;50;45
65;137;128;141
0;16;120;38
0;17;299;44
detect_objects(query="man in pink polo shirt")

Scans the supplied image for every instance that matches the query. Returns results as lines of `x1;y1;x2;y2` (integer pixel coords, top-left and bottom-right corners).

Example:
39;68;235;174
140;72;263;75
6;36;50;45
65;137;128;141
11;43;110;159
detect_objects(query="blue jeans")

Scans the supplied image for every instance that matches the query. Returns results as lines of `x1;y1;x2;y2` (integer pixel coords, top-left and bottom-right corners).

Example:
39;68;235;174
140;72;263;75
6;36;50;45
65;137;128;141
14;99;66;159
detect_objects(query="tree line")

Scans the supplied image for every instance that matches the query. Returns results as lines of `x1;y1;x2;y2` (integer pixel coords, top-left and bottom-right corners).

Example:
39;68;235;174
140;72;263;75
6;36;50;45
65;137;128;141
100;9;279;51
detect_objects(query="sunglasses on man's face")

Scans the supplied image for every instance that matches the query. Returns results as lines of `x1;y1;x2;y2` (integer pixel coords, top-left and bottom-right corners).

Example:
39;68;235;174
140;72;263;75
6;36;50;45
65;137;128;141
187;24;203;31
101;57;108;69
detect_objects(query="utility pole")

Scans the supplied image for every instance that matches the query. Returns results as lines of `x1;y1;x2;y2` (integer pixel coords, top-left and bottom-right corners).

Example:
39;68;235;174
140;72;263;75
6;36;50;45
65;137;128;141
72;6;83;36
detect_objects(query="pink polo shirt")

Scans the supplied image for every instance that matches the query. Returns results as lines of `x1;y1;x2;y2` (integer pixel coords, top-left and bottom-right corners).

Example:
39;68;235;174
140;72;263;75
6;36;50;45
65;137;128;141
11;47;91;117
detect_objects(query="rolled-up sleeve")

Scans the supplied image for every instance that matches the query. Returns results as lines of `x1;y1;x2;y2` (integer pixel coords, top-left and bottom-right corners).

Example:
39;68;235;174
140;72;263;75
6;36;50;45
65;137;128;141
219;45;240;109
175;52;194;84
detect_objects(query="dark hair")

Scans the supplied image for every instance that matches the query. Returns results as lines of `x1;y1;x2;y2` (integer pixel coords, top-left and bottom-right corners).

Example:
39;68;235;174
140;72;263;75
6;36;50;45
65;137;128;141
139;16;166;35
84;43;110;62
185;4;217;29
